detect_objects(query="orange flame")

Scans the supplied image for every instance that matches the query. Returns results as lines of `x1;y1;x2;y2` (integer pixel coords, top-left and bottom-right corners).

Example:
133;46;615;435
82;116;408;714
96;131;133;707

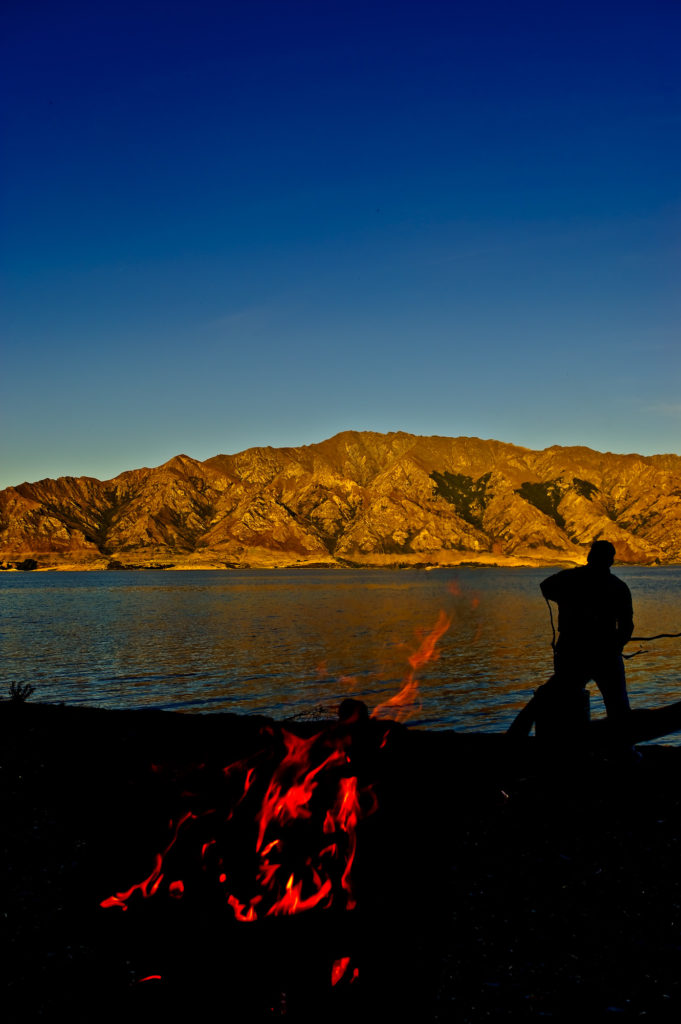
227;892;260;922
101;611;451;923
100;606;456;942
371;609;451;722
255;730;348;853
268;872;333;916
99;598;469;995
100;811;196;910
101;726;376;924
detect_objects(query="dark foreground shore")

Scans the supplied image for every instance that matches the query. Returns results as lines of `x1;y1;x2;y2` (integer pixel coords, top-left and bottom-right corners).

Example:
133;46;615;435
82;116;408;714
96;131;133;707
4;699;681;1022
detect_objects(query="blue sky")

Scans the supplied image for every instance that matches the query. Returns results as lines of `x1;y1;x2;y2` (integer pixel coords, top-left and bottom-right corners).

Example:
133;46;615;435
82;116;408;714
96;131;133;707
2;0;679;488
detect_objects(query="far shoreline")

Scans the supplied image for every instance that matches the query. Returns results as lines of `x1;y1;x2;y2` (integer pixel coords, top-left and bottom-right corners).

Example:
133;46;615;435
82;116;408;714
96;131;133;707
2;558;679;573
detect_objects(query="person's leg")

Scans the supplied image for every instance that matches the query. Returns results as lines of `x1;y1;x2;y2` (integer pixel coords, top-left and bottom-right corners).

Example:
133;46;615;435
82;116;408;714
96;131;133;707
593;655;630;720
593;655;639;760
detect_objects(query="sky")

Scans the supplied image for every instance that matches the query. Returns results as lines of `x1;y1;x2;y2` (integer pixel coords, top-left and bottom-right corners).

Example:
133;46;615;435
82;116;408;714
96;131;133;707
1;0;679;489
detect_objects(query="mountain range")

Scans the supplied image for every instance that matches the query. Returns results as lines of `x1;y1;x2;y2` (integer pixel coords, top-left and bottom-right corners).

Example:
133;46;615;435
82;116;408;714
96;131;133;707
2;431;680;569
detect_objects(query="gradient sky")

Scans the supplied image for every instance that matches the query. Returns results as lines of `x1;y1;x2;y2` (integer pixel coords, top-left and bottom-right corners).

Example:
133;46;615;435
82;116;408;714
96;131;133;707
2;0;679;489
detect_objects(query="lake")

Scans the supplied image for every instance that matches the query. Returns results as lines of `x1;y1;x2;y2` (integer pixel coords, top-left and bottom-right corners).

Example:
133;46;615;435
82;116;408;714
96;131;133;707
2;567;680;739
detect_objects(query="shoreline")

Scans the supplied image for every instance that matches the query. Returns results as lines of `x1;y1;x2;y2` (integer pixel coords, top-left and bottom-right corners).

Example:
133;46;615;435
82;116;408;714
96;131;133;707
2;556;679;572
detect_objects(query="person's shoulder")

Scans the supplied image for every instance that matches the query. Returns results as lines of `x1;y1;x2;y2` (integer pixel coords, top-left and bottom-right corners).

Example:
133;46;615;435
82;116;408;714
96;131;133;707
610;572;632;594
540;566;578;596
545;566;579;581
550;566;584;584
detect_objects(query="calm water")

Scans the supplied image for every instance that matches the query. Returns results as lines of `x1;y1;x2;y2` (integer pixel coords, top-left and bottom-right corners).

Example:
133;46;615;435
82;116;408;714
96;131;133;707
2;568;680;739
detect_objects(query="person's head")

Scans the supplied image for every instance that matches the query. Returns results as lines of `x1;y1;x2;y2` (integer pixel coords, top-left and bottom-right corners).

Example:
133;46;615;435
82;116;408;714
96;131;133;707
587;540;616;568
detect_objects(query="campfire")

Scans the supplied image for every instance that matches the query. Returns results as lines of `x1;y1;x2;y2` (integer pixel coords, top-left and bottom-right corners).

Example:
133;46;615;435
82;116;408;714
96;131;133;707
99;611;453;997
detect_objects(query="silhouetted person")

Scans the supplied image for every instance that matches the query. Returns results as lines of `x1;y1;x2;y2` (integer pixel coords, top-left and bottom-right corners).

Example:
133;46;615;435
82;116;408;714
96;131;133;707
541;540;633;721
507;540;634;744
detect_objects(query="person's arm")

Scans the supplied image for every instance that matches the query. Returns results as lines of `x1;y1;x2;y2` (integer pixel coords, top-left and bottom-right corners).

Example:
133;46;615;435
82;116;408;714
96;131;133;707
540;571;564;602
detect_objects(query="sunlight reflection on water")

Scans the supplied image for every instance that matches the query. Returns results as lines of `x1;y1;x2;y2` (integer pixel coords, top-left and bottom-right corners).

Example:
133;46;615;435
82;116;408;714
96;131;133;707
2;567;680;740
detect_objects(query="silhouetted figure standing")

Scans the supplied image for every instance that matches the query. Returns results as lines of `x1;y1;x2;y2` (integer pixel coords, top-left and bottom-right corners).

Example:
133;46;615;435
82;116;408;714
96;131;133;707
541;540;633;721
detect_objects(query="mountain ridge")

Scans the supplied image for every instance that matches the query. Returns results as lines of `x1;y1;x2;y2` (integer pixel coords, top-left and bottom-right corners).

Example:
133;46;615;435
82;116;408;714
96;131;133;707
2;430;680;569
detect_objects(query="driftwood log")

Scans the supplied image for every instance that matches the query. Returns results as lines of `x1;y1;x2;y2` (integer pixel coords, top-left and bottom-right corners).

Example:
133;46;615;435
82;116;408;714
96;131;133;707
589;699;681;744
508;677;681;747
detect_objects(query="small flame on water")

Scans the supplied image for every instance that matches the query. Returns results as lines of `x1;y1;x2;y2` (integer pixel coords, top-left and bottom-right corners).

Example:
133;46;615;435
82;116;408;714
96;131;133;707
371;609;451;722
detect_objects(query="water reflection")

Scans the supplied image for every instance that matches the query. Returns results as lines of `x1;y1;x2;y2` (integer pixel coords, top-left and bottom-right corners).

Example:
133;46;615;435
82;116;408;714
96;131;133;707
2;568;680;741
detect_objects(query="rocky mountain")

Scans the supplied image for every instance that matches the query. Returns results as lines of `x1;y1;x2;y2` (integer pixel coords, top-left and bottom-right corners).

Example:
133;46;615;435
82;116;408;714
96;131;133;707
2;431;680;569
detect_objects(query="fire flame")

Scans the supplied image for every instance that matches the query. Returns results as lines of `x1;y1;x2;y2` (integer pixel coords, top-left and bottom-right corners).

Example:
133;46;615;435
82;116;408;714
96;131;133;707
100;725;376;925
100;602;465;999
99;810;196;910
101;609;453;922
371;609;451;722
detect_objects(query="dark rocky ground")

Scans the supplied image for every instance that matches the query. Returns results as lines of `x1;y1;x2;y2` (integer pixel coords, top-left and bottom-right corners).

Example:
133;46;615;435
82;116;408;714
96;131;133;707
3;699;681;1022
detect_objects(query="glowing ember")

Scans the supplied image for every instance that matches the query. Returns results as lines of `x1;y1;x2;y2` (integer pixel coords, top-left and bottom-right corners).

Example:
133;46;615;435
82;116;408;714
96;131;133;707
331;956;358;986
